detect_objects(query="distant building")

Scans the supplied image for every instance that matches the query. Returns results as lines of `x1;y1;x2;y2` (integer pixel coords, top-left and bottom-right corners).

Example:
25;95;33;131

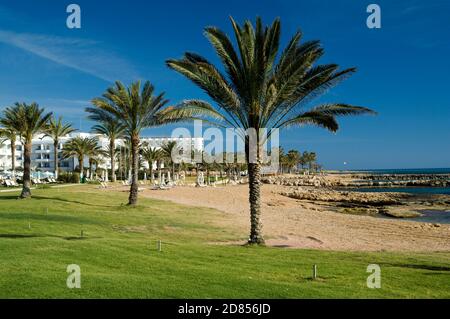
0;132;204;173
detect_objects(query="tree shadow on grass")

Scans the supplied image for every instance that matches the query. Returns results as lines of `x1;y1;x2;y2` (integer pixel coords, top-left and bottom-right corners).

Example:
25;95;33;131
0;213;103;225
0;194;118;209
28;195;118;208
0;233;102;240
381;263;450;272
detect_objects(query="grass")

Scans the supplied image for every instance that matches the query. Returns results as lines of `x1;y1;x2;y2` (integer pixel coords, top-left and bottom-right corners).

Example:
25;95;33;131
0;185;449;298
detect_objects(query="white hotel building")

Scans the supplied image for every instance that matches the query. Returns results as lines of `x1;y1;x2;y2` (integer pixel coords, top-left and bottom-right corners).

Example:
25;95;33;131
0;132;203;173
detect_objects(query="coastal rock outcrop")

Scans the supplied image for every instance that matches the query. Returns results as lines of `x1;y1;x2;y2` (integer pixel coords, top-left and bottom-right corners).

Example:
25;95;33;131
261;173;450;188
279;187;406;206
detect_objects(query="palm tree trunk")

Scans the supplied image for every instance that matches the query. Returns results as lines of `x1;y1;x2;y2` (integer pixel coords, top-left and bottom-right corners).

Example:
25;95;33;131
118;150;123;180
110;139;116;182
78;155;84;178
20;141;32;198
89;160;93;179
157;161;162;185
128;134;139;205
247;161;264;244
10;136;16;179
53;140;58;178
149;164;154;185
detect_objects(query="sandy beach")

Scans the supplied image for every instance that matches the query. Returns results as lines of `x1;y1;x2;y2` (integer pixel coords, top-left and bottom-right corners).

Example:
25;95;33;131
137;183;450;252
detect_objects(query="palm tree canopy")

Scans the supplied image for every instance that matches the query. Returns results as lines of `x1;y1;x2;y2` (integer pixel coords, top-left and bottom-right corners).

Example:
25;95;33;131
86;81;170;137
164;17;375;141
43;116;76;141
141;146;164;164
1;102;52;141
0;127;17;144
160;140;178;162
62;136;103;160
90;111;126;139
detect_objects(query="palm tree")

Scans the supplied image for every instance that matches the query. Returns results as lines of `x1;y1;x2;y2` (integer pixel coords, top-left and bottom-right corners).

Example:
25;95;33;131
89;112;125;182
286;149;301;173
62;136;101;177
87;81;169;205
164;17;375;244
87;145;107;179
1;103;52;198
0;127;18;177
160;141;178;179
141;145;163;184
42;116;76;179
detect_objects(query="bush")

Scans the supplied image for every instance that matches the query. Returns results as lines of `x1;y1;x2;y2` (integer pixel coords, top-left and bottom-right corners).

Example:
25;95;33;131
57;172;80;184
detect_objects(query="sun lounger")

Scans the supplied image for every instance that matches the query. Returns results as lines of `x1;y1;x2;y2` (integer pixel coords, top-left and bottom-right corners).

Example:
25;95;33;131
4;180;19;187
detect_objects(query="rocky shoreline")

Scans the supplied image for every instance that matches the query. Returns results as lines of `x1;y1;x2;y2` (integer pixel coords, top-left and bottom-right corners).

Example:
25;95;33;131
262;173;450;188
261;173;450;222
278;186;450;221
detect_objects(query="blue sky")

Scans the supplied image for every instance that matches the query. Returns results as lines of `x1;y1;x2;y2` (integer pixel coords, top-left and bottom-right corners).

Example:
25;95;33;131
0;0;449;169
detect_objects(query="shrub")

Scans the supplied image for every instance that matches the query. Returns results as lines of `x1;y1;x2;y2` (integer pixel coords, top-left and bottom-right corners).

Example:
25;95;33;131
57;172;80;184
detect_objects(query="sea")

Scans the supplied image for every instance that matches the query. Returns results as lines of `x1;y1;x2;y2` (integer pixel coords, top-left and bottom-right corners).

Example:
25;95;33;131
345;168;450;195
347;167;450;175
345;168;450;223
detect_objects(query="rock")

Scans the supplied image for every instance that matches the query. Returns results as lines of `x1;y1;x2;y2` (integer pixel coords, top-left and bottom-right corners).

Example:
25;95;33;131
280;188;403;206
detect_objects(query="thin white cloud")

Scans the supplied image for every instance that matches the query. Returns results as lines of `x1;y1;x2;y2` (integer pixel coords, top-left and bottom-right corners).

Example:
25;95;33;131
0;29;139;82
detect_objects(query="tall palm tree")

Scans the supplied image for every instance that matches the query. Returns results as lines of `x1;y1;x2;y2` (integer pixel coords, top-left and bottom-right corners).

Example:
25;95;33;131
0;127;18;176
89;112;125;182
160;141;178;179
87;81;169;205
62;136;101;177
141;145;163;184
42;116;76;178
164;17;375;244
1;103;52;198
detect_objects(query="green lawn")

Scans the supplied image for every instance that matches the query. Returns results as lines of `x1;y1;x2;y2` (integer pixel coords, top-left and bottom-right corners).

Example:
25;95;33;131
0;185;449;298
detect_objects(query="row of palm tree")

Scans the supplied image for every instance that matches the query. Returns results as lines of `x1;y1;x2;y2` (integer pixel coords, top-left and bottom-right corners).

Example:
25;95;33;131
61;136;106;177
279;149;318;173
1;17;375;244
